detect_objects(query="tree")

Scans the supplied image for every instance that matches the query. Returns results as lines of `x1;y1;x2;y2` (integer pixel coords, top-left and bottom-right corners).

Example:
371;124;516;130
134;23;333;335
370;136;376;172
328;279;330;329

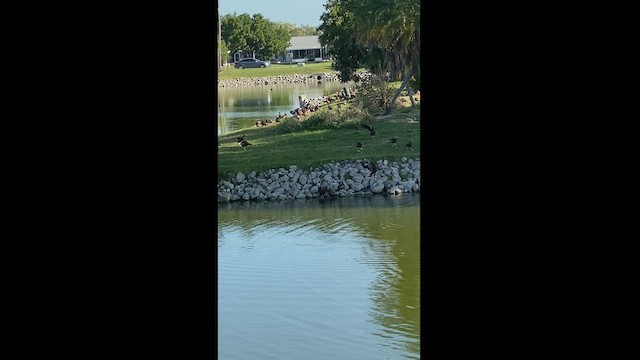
221;13;292;60
350;0;420;111
318;0;421;109
318;0;367;82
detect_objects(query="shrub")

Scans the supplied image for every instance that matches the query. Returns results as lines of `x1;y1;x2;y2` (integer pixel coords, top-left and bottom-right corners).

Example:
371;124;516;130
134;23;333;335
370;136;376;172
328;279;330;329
353;75;395;116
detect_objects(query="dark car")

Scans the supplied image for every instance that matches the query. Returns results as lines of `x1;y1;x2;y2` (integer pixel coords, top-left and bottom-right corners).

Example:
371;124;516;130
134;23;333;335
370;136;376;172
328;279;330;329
234;58;270;69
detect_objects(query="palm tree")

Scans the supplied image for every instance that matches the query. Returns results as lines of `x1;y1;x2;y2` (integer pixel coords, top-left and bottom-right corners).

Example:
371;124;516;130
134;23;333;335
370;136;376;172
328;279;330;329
350;0;420;112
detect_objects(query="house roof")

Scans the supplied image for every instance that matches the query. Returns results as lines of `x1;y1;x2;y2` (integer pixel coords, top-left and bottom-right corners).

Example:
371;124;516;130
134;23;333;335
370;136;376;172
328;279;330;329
286;36;322;51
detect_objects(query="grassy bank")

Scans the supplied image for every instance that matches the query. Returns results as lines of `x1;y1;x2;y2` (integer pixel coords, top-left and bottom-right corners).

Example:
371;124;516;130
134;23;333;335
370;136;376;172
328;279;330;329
218;62;362;80
218;105;420;178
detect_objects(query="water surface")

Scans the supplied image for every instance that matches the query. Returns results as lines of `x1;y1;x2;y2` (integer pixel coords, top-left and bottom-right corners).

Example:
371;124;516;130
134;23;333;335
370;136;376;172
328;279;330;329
218;194;420;359
218;81;350;135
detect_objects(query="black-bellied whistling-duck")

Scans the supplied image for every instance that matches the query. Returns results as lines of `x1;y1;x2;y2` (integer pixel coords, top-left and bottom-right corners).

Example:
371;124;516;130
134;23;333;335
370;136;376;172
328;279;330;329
239;140;252;150
236;133;246;143
390;138;397;146
355;142;363;152
406;141;413;151
361;123;375;135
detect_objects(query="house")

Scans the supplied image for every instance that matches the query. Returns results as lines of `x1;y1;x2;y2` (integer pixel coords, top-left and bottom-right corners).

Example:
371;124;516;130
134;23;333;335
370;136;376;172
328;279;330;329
284;36;327;63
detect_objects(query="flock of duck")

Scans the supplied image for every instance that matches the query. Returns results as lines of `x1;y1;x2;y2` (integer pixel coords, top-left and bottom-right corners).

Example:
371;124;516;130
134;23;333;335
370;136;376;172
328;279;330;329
226;87;416;153
355;122;413;152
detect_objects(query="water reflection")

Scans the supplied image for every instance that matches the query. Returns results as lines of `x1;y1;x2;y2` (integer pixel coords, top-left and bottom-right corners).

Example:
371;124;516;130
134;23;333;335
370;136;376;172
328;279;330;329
218;194;420;359
218;81;350;134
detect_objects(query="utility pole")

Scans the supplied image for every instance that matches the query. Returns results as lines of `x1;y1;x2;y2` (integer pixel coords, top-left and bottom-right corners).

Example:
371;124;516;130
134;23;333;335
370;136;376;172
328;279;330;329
217;9;221;72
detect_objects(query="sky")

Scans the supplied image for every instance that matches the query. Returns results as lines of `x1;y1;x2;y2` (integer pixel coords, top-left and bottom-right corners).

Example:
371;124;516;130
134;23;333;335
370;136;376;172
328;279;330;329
218;0;328;28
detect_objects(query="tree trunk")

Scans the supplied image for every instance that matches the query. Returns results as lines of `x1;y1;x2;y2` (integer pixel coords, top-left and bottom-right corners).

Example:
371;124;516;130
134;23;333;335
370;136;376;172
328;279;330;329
407;86;416;107
385;65;416;115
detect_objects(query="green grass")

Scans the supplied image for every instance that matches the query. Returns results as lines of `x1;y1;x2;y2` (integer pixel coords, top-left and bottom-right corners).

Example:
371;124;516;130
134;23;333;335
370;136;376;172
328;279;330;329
218;62;367;80
217;106;420;178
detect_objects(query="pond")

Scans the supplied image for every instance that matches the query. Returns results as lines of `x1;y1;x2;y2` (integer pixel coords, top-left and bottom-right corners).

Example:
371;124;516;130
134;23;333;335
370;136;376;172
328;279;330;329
217;81;350;135
218;194;421;359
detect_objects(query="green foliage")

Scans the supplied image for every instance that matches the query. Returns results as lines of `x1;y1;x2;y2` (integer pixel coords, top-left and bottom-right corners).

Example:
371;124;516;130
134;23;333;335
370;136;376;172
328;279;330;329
276;107;368;134
221;13;291;60
354;76;395;116
219;39;230;64
318;0;365;82
318;0;420;87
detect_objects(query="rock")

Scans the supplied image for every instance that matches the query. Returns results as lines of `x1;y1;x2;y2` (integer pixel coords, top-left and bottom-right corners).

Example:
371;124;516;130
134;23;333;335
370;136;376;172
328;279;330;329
371;180;385;193
352;174;364;183
272;187;285;197
401;180;416;190
401;157;407;162
310;185;319;194
248;171;256;179
218;191;231;203
351;183;364;192
291;173;300;184
271;173;280;181
289;165;298;172
323;174;333;182
298;174;307;185
236;172;245;183
242;192;251;200
296;192;306;199
281;175;289;182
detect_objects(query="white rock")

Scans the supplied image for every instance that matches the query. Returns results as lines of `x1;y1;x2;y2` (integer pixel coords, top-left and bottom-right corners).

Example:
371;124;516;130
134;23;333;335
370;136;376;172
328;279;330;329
236;172;245;183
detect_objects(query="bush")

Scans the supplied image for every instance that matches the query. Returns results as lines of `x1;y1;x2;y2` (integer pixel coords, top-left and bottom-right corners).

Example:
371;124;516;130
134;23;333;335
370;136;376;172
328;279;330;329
276;107;367;134
353;75;395;116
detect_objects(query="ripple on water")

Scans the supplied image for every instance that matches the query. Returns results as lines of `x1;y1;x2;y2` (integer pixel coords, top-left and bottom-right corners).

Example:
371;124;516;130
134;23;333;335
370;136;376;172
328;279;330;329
218;197;420;360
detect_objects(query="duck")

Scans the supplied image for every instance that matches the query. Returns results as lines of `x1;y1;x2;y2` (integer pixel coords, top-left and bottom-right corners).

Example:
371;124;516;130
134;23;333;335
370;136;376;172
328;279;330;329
405;141;413;151
361;123;375;135
239;140;252;150
389;138;397;146
235;133;246;143
355;142;363;152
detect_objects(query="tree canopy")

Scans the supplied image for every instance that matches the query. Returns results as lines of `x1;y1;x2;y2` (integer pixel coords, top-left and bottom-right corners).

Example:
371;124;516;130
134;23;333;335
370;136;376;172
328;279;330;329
318;0;420;111
220;13;321;61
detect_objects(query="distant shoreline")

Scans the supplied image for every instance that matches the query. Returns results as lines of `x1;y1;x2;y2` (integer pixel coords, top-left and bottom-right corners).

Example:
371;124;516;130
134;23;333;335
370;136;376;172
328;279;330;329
217;72;343;88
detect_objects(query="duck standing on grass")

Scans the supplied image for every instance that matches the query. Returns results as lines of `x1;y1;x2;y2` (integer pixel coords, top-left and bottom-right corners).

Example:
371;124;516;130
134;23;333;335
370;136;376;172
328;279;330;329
361;123;376;135
356;142;363;152
239;140;252;150
405;141;413;151
389;138;397;146
236;133;246;143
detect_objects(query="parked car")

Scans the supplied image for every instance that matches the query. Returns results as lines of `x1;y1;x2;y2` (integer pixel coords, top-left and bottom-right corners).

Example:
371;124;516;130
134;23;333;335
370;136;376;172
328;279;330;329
234;58;270;69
